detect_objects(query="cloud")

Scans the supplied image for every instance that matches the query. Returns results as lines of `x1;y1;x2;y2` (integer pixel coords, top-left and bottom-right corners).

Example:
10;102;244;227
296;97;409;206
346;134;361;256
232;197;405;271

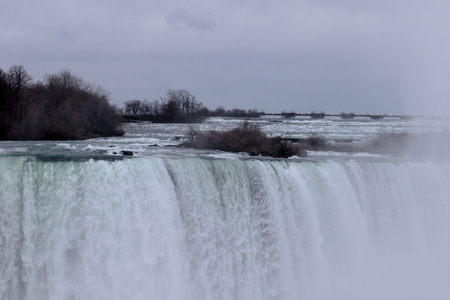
165;9;216;30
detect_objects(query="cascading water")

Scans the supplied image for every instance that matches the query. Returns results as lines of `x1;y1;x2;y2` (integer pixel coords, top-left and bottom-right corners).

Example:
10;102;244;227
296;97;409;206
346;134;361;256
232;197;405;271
1;156;450;300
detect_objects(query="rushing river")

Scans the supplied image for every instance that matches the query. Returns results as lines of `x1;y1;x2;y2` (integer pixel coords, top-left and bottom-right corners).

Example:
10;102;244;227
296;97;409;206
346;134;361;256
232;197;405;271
1;117;450;300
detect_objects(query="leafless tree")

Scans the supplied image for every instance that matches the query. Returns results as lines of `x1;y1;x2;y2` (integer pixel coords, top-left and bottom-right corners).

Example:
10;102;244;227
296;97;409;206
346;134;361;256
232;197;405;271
124;100;143;114
44;69;83;104
141;99;155;115
7;65;33;93
165;89;204;122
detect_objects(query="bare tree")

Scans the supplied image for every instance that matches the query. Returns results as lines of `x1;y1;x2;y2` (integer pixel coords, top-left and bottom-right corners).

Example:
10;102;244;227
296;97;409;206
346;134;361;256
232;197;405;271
124;100;143;114
214;106;226;116
44;69;83;104
7;65;33;93
1;65;34;129
141;99;155;115
165;89;204;122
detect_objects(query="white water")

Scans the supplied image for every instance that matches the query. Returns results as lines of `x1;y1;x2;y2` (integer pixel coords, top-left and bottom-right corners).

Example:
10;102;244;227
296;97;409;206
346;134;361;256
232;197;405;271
2;117;450;159
1;156;450;300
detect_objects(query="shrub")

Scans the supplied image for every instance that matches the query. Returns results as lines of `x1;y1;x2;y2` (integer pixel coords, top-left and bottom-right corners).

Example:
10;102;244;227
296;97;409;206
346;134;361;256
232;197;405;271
183;121;306;158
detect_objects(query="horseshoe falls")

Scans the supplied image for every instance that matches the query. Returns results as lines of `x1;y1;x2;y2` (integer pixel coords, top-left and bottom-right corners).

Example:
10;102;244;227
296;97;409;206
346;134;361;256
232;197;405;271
1;155;450;300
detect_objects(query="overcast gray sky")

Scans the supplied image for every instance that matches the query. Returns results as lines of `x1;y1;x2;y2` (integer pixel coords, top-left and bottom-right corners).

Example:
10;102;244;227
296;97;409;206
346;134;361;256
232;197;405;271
1;0;449;115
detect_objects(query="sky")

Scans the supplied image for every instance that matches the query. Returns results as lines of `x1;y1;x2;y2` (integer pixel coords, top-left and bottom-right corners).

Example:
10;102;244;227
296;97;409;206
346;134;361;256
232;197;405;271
1;0;449;115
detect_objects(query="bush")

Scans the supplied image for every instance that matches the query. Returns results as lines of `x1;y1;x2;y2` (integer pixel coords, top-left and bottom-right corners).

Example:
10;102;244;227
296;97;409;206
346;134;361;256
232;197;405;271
183;121;306;158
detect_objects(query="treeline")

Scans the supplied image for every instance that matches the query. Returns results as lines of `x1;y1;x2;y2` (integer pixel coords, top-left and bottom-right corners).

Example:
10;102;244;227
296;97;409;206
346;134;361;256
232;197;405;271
123;92;262;123
0;65;123;140
123;89;207;123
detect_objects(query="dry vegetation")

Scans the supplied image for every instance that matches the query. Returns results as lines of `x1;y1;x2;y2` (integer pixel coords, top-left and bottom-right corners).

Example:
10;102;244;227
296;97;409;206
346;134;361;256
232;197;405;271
182;121;306;158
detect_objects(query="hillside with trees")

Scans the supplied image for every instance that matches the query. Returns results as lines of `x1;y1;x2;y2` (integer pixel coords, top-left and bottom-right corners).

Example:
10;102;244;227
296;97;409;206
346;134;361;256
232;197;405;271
0;65;123;140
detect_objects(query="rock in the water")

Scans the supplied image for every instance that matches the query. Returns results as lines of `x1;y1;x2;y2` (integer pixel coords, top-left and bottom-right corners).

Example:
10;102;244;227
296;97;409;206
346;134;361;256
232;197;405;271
120;150;134;156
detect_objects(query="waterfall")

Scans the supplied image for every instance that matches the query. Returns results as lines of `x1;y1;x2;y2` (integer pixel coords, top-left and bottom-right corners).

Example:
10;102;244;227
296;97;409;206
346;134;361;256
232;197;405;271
1;156;450;300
